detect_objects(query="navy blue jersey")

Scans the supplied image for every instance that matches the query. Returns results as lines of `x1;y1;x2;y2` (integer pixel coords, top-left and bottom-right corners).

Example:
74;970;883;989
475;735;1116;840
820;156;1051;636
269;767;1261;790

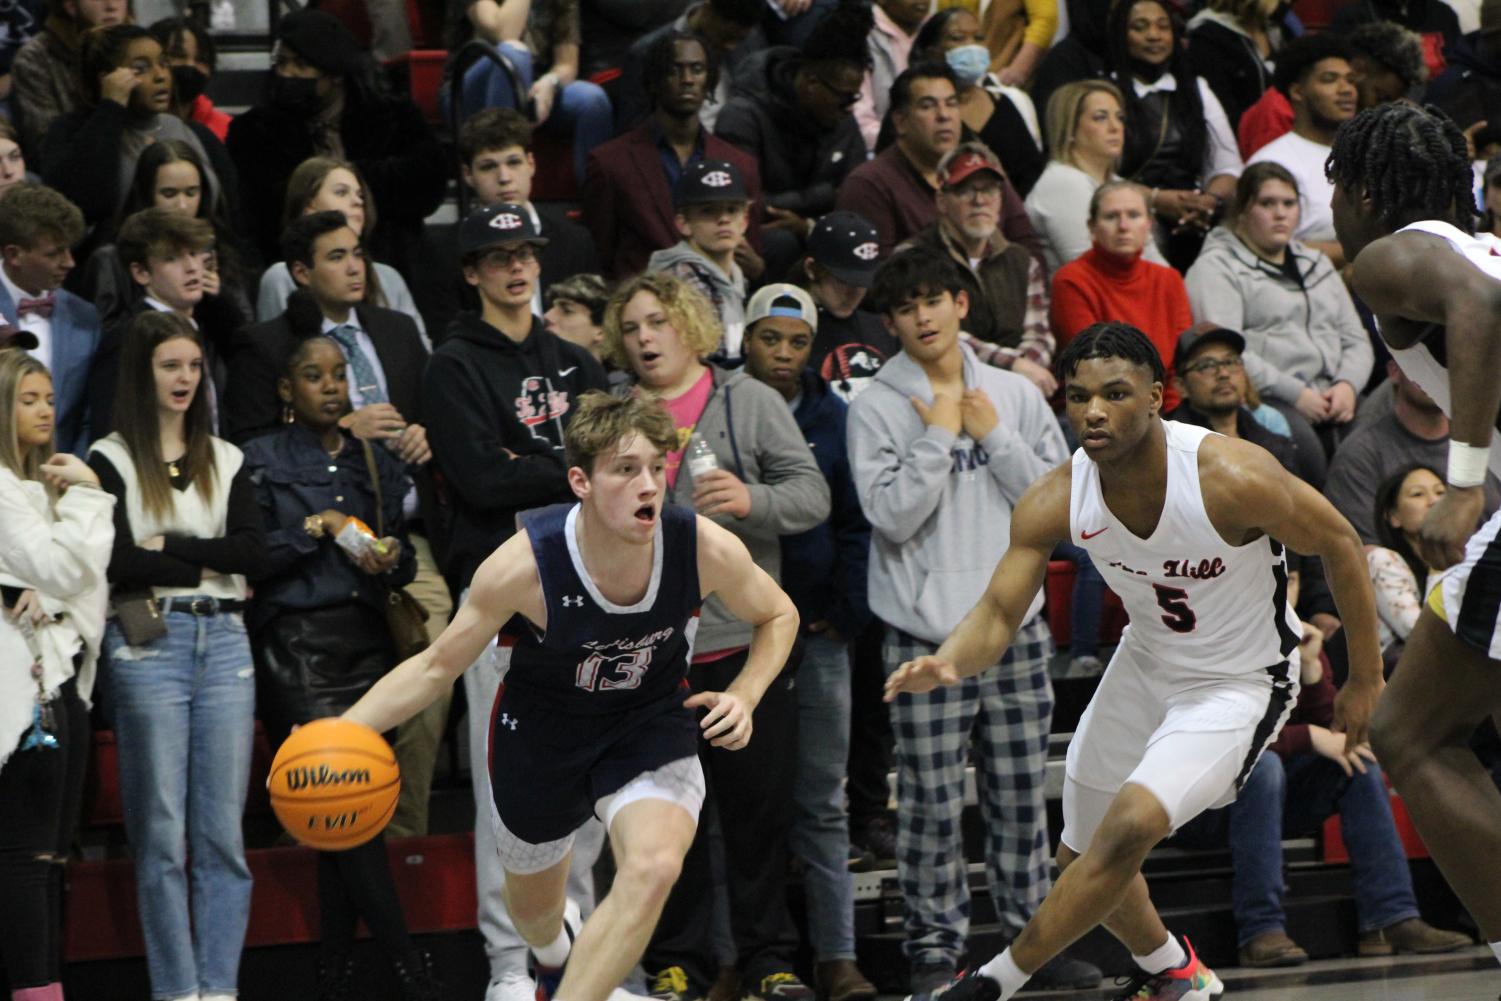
505;502;702;716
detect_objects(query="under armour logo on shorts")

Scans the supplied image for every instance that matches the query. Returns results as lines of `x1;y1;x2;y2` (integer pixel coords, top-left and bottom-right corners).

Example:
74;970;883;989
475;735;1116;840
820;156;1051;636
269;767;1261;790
490;212;523;230
702;171;732;188
853;242;879;261
500;713;518;730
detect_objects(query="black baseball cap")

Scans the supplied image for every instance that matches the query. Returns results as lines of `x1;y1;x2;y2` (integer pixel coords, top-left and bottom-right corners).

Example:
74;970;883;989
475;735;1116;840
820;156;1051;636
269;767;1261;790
459;203;550;257
674;160;749;208
807;211;881;289
1174;324;1246;370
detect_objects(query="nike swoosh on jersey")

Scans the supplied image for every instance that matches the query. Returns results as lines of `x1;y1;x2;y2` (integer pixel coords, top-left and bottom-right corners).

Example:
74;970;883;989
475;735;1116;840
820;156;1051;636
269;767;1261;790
1081;527;1109;539
559;367;577;376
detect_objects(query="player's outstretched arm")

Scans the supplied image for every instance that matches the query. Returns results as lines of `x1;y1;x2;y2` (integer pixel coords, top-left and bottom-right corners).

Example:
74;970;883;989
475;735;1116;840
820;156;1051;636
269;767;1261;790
885;466;1069;699
344;532;533;735
1205;438;1385;748
1354;233;1501;567
695;516;800;750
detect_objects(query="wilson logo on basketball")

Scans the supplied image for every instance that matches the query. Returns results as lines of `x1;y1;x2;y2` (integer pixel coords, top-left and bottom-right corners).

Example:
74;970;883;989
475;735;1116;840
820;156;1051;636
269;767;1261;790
490;212;523;230
285;764;373;791
702;171;732;187
853;242;879;261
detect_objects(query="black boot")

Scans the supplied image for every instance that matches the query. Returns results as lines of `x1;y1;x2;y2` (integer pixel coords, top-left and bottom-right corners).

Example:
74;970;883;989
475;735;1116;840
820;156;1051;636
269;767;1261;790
316;951;357;1001
392;947;444;1001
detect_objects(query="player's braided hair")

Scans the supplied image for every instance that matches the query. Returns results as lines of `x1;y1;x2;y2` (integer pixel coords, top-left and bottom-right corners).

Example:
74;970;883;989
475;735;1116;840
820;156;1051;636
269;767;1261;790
1324;103;1476;234
1055;322;1166;386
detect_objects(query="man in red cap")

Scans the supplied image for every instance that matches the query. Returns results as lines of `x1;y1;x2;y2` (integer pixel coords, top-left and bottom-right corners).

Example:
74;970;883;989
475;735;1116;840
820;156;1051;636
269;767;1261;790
899;142;1056;398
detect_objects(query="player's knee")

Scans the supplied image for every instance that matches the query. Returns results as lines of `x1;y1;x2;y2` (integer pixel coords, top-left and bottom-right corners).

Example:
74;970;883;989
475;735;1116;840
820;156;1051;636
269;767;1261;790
618;846;683;902
1094;797;1171;865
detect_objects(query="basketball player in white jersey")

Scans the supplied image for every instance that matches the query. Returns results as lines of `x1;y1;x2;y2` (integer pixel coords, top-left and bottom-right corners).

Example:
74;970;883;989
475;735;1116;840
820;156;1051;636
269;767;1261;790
342;392;800;1001
1327;101;1501;972
887;322;1384;1001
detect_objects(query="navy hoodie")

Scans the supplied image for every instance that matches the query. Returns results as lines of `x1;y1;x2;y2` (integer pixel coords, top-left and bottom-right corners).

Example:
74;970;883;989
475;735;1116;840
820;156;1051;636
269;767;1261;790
780;369;872;638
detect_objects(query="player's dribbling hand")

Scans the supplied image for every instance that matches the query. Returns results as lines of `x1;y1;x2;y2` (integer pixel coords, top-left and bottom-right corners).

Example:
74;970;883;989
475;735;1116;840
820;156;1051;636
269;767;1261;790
1331;673;1383;752
684;690;753;749
1416;485;1485;571
884;656;959;700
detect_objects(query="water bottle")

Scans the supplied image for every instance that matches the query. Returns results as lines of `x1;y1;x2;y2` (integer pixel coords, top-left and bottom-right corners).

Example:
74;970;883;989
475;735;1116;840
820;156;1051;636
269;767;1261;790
687;435;718;478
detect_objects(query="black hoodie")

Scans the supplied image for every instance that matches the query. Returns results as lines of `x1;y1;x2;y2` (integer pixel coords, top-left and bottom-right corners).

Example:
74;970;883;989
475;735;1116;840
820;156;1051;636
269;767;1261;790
422;313;608;590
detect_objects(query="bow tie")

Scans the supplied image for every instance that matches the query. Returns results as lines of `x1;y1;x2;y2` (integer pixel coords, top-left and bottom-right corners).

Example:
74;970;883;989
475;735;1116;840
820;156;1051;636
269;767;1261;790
17;294;55;319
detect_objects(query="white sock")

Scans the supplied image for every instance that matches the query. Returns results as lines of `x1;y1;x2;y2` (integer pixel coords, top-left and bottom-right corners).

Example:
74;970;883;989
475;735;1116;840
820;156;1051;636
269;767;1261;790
533;923;571;968
976;948;1029;1000
1490;940;1501;965
1132;934;1187;975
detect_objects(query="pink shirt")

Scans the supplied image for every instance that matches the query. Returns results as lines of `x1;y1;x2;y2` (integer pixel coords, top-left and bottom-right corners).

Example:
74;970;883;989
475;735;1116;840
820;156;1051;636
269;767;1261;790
663;367;714;490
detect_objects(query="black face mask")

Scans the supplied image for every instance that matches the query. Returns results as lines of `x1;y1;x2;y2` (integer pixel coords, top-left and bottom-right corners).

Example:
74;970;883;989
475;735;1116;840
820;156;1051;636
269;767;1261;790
171;65;208;105
268;73;320;117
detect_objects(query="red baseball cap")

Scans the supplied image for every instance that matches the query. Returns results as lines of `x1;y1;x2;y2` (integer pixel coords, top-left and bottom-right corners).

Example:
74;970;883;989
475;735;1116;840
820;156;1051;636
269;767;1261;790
939;149;1005;189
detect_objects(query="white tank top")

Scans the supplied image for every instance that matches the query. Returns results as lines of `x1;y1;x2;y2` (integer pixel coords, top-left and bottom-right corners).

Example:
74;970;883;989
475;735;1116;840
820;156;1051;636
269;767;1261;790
1069;421;1302;675
1383;220;1501;480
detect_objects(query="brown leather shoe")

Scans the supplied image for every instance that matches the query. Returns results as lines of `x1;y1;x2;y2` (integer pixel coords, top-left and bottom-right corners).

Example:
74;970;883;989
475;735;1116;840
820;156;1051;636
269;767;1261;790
1237;931;1310;968
815;960;877;1001
1358;918;1473;956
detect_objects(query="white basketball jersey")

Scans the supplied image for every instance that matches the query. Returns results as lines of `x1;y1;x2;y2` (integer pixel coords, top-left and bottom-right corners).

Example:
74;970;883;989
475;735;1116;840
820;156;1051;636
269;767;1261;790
1385;221;1501;480
1069;421;1302;675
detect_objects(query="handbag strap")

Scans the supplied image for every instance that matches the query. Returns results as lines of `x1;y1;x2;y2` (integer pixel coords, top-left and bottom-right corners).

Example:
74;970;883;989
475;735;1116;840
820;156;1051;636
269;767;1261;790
358;438;384;540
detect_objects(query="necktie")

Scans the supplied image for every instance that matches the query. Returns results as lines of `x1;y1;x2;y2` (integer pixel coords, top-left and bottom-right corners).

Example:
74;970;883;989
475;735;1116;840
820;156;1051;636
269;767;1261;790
17;294;55;319
327;324;387;406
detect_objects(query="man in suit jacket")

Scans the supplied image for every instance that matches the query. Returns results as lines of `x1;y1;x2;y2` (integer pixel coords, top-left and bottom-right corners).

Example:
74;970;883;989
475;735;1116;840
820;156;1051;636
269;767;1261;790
413;107;599;341
585;29;765;280
0;183;99;455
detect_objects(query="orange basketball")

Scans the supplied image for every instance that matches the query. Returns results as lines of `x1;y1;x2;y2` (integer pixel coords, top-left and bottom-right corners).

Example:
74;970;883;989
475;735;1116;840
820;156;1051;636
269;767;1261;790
268;718;400;850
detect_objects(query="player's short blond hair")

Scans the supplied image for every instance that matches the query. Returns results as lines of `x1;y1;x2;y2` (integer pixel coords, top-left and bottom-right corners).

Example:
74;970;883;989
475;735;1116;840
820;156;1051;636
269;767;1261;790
565;391;679;474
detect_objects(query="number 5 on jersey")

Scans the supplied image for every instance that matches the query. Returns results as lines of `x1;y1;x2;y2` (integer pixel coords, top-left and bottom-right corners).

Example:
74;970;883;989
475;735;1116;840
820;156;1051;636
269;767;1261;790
1153;583;1196;633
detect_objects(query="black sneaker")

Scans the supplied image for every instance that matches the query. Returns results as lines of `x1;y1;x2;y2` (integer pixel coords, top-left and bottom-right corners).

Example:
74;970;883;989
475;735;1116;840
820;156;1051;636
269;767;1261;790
749;972;816;1001
904;969;1001;1001
1026;951;1102;990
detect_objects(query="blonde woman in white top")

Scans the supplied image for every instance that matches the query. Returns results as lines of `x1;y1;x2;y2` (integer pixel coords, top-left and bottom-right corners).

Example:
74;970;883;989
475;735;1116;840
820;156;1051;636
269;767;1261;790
87;312;265;1001
0;344;115;1001
1025;80;1171;273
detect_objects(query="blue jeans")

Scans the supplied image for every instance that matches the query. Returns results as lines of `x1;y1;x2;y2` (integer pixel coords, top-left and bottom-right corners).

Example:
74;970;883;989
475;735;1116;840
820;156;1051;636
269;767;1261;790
1178;751;1419;945
790;631;857;960
459;41;614;186
102;609;256;1000
1053;542;1104;658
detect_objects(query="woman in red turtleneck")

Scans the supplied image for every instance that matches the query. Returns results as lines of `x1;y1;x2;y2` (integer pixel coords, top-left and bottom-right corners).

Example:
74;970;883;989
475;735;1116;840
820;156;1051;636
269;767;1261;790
1050;180;1192;410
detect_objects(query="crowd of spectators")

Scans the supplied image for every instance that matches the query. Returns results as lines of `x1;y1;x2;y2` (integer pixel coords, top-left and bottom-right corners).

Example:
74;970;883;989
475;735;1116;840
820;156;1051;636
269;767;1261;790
0;0;1497;999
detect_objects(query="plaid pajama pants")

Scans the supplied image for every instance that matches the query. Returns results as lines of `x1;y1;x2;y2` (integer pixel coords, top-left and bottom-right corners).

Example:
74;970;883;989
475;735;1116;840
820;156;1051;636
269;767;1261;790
884;617;1056;967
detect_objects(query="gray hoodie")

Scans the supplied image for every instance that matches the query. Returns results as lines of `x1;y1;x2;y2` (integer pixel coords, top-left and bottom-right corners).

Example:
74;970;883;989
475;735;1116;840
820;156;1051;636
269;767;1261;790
1185;225;1373;405
647;241;749;362
636;365;831;654
848;342;1068;645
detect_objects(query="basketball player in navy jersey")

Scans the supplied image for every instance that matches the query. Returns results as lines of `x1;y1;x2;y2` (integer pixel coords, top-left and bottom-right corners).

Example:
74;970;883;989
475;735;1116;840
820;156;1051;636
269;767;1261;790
343;392;800;1001
1327;101;1501;972
886;322;1384;1001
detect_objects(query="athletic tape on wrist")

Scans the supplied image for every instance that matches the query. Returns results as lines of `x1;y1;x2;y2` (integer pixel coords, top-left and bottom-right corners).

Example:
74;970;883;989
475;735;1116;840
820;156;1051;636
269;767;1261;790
1448;440;1490;489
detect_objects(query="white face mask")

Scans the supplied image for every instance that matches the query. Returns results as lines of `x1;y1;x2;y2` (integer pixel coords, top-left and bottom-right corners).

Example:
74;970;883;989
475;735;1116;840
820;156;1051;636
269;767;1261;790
945;44;991;88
